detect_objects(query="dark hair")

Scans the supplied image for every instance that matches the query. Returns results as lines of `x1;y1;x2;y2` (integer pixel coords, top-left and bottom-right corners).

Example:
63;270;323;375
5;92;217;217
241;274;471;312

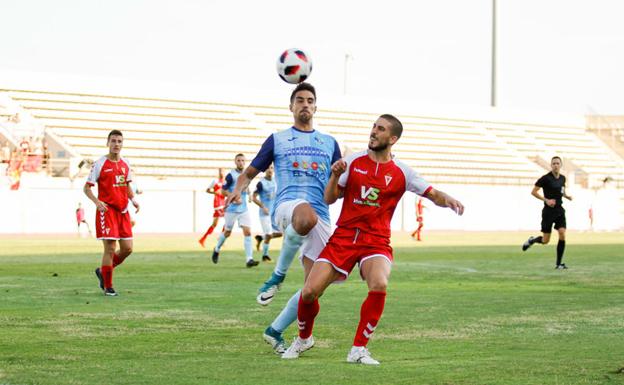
380;114;403;139
234;153;245;159
551;156;562;163
290;82;316;103
107;129;123;141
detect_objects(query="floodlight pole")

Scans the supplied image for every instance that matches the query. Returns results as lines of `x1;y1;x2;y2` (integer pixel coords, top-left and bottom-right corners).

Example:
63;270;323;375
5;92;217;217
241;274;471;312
491;0;497;107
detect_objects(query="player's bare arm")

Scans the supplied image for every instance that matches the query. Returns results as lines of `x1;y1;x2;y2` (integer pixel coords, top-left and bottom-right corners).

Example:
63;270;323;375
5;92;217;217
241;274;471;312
252;191;270;215
226;166;260;208
424;188;464;216
531;185;555;207
127;182;140;213
324;159;347;204
83;183;107;212
563;185;573;201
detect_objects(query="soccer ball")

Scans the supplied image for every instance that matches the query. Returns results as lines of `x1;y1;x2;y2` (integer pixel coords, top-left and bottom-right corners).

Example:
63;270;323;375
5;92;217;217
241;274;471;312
276;48;312;84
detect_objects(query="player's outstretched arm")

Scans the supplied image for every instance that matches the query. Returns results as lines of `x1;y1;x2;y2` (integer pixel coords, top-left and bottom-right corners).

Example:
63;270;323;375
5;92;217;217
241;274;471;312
424;188;464;216
324;159;347;204
226;166;260;208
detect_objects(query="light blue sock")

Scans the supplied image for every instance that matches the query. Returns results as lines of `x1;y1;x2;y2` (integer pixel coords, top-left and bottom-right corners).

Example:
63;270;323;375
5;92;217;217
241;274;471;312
275;225;305;276
214;233;227;252
262;242;269;256
244;235;252;261
271;289;301;334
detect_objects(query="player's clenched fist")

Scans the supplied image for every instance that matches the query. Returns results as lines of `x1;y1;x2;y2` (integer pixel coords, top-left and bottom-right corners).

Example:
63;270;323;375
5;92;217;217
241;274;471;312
331;159;347;176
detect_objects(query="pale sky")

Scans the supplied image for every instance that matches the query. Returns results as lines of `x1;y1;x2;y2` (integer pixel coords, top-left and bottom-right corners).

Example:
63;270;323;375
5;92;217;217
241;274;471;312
2;0;624;113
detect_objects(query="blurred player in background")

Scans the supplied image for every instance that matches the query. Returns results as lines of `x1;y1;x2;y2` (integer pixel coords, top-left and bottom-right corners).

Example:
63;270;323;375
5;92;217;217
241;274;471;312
522;156;573;269
83;130;140;296
75;202;92;237
282;114;464;364
410;197;425;241
199;168;225;247
252;164;281;262
226;82;341;353
211;155;259;267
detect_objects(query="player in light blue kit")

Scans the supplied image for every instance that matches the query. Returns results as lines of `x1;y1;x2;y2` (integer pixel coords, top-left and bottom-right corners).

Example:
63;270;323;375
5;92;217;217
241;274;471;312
226;83;341;353
252;164;280;262
212;153;260;268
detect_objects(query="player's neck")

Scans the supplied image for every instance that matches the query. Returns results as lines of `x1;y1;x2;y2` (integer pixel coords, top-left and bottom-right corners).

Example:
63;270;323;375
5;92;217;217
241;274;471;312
551;171;560;178
107;153;121;162
367;149;392;163
293;121;313;132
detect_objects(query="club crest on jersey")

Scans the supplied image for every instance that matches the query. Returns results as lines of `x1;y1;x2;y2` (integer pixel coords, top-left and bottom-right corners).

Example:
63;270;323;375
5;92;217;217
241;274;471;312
385;175;393;186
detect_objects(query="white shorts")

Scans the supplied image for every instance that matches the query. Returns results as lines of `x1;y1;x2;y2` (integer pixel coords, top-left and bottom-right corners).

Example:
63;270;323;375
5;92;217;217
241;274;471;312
273;199;332;262
224;210;251;231
260;215;272;235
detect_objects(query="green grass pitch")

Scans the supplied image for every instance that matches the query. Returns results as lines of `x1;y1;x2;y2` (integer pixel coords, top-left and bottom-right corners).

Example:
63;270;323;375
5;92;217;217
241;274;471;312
1;232;623;385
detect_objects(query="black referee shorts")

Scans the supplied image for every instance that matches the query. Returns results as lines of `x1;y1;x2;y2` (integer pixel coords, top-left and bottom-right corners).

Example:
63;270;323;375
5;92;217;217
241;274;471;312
541;207;566;233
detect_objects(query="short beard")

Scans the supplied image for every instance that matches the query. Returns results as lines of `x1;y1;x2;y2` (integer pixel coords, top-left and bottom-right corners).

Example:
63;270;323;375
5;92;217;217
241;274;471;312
298;112;311;124
368;142;389;152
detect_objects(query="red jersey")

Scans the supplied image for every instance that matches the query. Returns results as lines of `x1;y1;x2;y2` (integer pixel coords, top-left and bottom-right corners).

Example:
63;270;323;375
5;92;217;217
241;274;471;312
209;178;225;210
86;156;133;211
337;151;432;239
76;207;85;222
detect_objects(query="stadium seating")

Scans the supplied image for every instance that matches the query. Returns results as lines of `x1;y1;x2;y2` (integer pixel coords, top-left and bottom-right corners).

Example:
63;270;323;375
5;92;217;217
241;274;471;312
0;88;622;186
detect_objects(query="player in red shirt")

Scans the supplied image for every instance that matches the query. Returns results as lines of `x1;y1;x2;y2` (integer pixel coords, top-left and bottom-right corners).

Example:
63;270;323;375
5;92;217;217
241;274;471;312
75;202;92;237
282;114;464;364
410;197;425;241
198;168;225;247
83;130;140;296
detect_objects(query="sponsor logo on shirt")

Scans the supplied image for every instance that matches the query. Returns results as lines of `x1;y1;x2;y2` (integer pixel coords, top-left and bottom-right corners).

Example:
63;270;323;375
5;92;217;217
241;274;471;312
354;167;368;175
103;168;113;172
353;185;380;207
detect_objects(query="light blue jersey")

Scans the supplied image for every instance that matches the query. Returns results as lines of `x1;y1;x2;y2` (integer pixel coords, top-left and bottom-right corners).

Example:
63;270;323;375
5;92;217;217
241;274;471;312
223;169;248;214
250;127;341;224
255;177;276;217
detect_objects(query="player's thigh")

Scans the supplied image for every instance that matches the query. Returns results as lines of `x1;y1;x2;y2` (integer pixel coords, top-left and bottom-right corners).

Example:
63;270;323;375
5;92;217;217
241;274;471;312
300;219;332;263
272;199;307;232
302;261;341;301
260;216;272;235
223;212;239;231
540;211;555;234
118;238;133;254
360;256;392;291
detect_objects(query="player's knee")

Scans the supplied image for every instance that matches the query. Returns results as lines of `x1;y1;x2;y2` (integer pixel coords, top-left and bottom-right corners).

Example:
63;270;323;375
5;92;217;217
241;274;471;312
224;230;232;237
121;247;133;257
292;206;318;235
368;279;388;292
301;286;320;303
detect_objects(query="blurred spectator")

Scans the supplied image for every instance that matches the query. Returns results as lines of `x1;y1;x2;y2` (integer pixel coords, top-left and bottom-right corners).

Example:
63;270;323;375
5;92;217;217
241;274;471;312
1;141;10;164
42;140;50;175
7;112;20;124
19;137;30;155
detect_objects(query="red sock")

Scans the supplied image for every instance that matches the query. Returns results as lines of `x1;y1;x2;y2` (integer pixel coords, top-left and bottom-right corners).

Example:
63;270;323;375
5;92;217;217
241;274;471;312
298;295;320;339
353;291;386;347
206;225;215;236
112;252;124;267
101;265;113;289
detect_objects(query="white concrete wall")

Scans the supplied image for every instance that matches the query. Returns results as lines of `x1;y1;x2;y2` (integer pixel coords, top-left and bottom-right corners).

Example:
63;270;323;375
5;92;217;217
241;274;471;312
1;175;621;234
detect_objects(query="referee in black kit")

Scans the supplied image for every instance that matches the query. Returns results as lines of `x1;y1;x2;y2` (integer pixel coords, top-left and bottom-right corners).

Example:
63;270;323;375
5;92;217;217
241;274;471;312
522;156;573;269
